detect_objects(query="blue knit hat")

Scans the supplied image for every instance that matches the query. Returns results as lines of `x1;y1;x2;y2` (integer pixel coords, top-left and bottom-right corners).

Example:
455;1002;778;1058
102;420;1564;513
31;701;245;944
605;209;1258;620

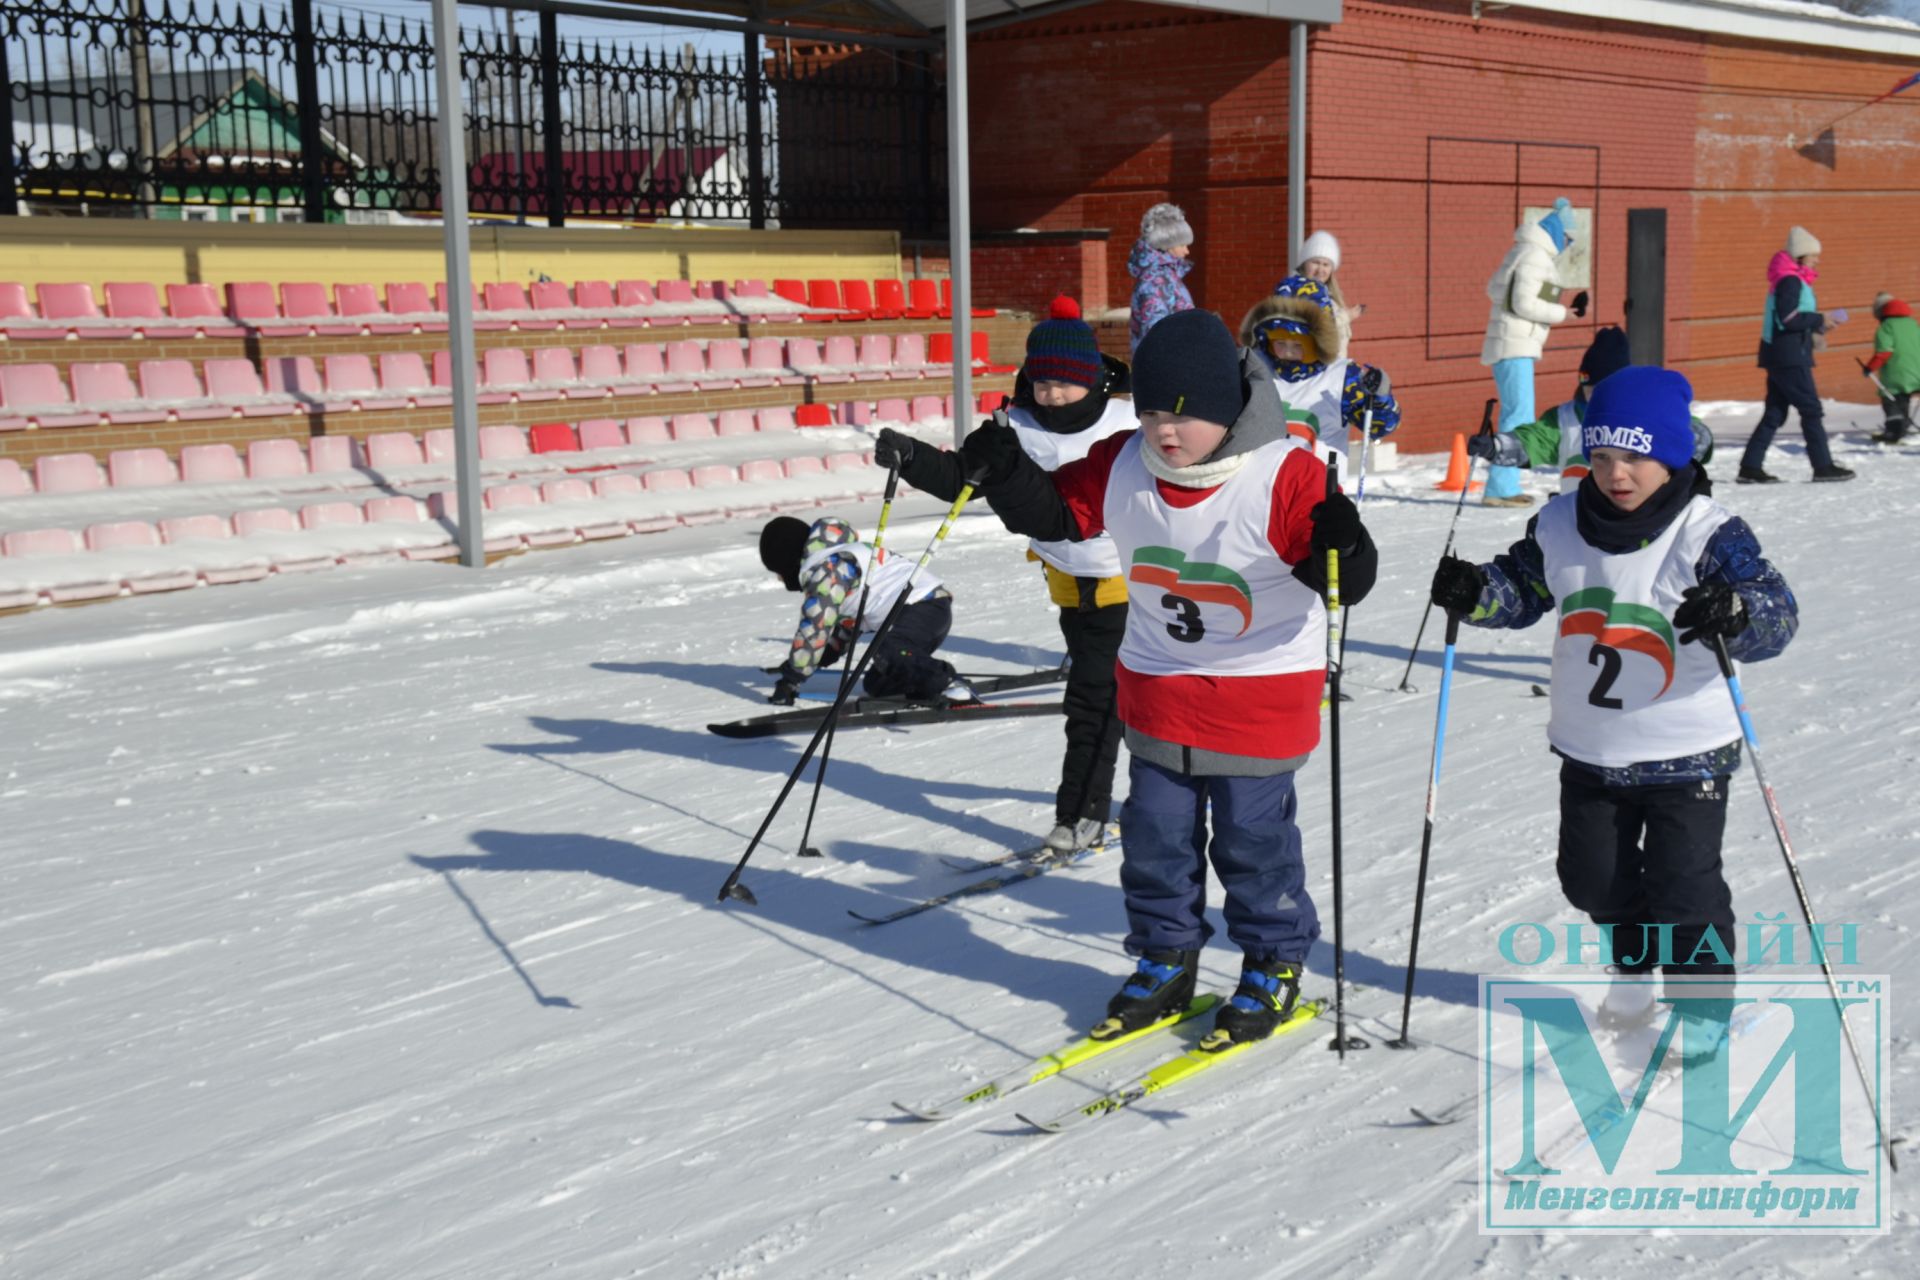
1132;309;1244;427
1538;197;1574;254
1023;295;1103;388
1581;366;1695;470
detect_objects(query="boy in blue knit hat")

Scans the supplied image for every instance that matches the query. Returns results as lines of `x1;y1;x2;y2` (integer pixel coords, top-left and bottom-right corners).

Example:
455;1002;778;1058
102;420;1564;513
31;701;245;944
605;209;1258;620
1239;275;1399;480
1429;366;1798;1058
872;296;1138;852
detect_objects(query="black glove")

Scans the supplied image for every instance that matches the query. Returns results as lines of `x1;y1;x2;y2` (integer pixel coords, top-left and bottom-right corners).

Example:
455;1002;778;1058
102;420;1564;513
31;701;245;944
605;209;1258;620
1466;433;1501;461
1674;583;1748;647
1310;492;1362;557
959;420;1024;486
873;427;915;471
1570;290;1590;319
768;679;800;706
1430;554;1487;616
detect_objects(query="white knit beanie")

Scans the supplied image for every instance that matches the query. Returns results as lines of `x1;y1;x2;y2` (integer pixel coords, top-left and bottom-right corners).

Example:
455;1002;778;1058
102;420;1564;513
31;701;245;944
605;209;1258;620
1141;202;1194;251
1786;225;1822;259
1298;229;1341;270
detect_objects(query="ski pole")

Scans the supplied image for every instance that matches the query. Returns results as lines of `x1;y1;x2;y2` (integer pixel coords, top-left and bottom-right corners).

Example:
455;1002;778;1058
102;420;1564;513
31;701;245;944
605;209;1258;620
719;475;981;906
1709;634;1898;1172
1397;398;1494;694
1337;367;1383;675
1387;610;1461;1050
1323;458;1368;1058
1855;356;1891;400
794;464;901;859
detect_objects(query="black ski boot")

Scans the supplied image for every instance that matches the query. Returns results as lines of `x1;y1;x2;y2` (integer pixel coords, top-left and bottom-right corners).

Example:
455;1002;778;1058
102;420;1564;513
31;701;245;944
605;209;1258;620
1093;949;1199;1039
1209;955;1303;1046
1736;466;1782;485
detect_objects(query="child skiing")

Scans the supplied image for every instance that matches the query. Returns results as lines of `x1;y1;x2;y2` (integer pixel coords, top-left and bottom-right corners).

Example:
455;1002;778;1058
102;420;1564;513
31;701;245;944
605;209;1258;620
758;515;973;707
1864;292;1919;443
1468;326;1716;489
873;296;1137;853
958;308;1379;1047
1428;366;1798;1054
1239;274;1400;475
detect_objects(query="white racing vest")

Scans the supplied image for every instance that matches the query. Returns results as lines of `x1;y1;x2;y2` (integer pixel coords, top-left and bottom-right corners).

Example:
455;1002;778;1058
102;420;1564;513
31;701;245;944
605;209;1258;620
1535;494;1742;766
1548;400;1588;493
1009;398;1136;578
1103;435;1326;678
800;541;940;635
1268;362;1351;486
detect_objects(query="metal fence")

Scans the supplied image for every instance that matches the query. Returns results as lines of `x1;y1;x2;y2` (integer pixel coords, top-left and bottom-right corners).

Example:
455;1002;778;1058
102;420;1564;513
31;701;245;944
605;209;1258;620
0;0;945;229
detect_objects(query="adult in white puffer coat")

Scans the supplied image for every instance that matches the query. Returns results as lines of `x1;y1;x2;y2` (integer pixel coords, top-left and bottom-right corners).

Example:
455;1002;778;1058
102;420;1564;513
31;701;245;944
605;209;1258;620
1479;197;1587;507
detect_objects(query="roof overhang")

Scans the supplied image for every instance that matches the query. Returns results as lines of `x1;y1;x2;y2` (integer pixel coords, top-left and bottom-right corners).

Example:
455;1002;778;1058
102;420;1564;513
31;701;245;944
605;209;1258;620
1504;0;1920;59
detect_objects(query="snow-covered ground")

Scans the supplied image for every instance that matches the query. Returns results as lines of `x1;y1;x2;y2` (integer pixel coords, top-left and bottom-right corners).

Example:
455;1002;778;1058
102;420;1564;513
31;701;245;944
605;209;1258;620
1;399;1912;1278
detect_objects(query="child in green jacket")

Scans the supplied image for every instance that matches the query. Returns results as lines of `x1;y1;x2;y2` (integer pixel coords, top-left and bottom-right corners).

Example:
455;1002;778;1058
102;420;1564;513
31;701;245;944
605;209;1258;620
1865;294;1920;442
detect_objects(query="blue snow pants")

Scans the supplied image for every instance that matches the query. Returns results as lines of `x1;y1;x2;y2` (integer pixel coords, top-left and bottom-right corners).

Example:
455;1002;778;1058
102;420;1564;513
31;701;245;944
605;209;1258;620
1118;757;1320;963
1486;356;1537;500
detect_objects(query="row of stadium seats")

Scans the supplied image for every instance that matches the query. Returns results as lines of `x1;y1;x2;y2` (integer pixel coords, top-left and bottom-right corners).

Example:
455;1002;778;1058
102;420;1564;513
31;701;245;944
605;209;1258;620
0;275;992;341
0;334;1012;429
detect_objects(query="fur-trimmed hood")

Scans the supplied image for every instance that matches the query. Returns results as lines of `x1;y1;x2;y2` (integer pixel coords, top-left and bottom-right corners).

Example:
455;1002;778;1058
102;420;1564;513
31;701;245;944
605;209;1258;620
1237;292;1340;359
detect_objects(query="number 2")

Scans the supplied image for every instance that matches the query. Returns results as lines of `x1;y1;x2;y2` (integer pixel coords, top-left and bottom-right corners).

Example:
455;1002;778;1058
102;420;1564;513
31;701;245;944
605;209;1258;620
1587;643;1624;709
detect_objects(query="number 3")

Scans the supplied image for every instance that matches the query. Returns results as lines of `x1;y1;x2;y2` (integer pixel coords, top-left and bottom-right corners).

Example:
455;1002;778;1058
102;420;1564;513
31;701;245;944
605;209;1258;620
1163;593;1205;643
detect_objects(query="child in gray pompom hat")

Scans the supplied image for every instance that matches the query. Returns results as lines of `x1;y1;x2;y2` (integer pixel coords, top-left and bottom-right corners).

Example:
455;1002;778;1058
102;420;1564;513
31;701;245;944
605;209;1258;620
1130;202;1196;354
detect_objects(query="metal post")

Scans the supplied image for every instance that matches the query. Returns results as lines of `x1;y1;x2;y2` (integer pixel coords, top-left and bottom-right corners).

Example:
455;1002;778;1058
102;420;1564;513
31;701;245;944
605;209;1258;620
744;30;766;230
945;0;972;448
432;0;486;567
292;0;327;223
1288;20;1307;269
0;32;18;216
128;0;157;218
540;9;564;227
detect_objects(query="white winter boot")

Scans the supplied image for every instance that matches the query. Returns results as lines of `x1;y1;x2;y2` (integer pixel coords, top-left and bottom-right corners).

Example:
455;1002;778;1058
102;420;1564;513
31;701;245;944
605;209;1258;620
1597;966;1659;1030
1043;817;1108;854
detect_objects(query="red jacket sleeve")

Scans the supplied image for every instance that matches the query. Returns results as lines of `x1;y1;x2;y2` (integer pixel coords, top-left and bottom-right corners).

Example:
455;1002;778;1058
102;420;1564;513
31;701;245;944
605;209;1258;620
1049;430;1136;541
1268;446;1327;565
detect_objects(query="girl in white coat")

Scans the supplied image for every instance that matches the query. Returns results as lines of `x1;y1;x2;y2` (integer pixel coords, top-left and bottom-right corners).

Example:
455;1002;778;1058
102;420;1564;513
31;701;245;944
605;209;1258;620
1480;197;1589;507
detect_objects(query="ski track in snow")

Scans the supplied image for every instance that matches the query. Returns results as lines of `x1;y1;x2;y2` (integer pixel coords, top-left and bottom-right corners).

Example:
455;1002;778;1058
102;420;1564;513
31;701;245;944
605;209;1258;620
1;404;1914;1278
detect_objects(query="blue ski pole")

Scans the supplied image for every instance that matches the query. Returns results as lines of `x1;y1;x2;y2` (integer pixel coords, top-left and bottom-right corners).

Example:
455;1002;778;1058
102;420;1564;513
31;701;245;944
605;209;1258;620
1387;610;1462;1049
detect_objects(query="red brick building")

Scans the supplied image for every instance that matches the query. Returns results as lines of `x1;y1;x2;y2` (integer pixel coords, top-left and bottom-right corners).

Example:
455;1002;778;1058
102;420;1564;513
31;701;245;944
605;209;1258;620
949;0;1920;450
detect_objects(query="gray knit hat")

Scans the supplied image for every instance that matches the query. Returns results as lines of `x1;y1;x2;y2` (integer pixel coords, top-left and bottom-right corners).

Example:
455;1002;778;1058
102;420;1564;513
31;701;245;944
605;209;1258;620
1141;202;1194;251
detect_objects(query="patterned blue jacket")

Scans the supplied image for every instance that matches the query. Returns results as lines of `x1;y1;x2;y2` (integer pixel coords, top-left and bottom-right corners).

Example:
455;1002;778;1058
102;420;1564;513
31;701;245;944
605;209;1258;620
1466;506;1798;785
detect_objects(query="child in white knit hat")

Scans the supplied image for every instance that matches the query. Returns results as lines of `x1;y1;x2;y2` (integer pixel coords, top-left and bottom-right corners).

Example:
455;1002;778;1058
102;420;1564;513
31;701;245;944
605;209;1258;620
1295;229;1365;360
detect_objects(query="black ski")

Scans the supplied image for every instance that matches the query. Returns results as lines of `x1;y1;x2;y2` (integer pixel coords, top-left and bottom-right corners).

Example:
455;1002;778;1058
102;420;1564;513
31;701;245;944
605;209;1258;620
710;698;1065;739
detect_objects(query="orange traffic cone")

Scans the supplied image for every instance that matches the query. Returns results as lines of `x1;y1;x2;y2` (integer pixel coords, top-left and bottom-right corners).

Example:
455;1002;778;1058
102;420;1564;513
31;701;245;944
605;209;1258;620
1434;433;1483;492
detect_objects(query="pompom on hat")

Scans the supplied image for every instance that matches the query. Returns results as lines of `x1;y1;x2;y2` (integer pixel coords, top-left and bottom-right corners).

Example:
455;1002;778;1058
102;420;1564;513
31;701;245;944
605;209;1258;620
1538;197;1575;254
1023;295;1103;389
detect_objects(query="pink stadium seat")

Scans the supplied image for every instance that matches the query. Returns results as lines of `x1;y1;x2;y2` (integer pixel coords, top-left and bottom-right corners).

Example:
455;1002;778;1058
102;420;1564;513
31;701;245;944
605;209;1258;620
0;282;57;341
642;468;692;492
666;340;720;389
307;436;362;474
364;432;426;469
875;397;912;424
324;354;408;411
529;280;577;321
104;281;187;334
756;407;797;433
825;451;866;473
1;365;97;427
478;425;530;460
426;490;520;554
485;483;574;547
691;464;737;488
739;459;784;485
165;283;247;337
384;282;444;331
627;416;671;444
71;362;167;424
578;280;643;329
795;404;835;428
178;443;246;484
160;514;270;584
578;345;630;392
708;340;765;388
422;428;455;462
787;338;849;385
715;409;757;437
35;453;106;494
529;423;581;454
364;494;456;560
615;279;658;308
654;279;700;318
481;349;545;402
85;521;198;594
732;279;771;299
628;343;691;394
378;352;450;408
842;400;873;427
1;527;120;602
227;281;310;337
543;477;625;540
594;473;644;498
38;282;135;338
484;282;559;332
747;336;802;386
438;281;508;331
206;359;297;417
264;356;327;407
300;501;364;530
107;448;178;489
280;282;361;336
908;395;943;423
335;282;411;335
138;361;232;421
577;419;627;451
531;347;591;397
893;332;931;376
246;439;309;479
827;335;881;382
541;477;593;503
3;527;81;556
0;459;30;496
670;413;715;442
783;455;827;479
858;334;898;381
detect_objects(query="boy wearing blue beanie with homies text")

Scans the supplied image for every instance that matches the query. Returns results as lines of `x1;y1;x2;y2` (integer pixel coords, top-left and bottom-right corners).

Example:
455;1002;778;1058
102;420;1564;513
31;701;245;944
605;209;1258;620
1429;366;1798;1058
957;308;1378;1048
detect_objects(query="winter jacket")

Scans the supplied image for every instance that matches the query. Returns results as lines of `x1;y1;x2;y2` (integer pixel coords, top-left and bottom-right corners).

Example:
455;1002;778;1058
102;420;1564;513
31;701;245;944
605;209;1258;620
1128;240;1194;353
1481;222;1570;365
1867;298;1920;395
1758;251;1825;371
